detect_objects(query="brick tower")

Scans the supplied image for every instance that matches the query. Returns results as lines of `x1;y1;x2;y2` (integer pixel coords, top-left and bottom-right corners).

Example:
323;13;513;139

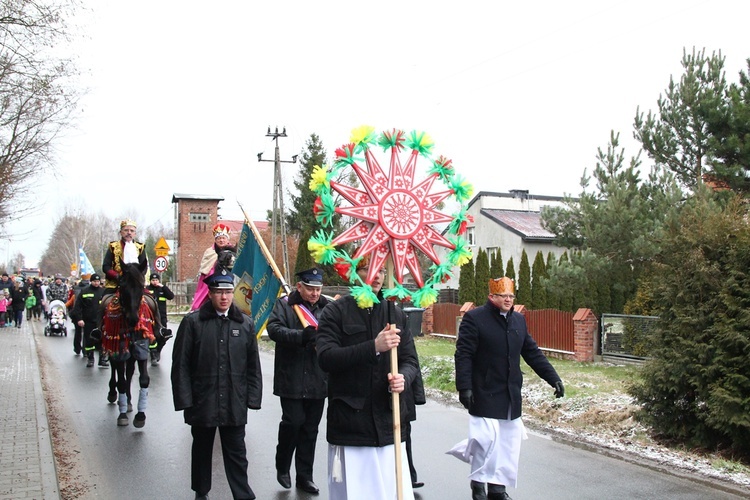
171;194;225;282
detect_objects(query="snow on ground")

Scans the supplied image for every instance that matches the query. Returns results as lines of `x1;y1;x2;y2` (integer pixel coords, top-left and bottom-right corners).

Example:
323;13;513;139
429;381;750;492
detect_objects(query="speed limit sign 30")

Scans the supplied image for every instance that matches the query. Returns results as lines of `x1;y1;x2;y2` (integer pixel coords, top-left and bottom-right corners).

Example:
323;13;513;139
154;256;168;273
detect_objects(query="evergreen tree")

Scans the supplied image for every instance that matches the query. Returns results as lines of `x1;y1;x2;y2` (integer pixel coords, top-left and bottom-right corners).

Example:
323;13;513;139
707;59;750;194
474;248;491;305
293;227;315;277
634;48;727;189
554;252;574;312
531;251;548;309
458;258;475;305
287;134;327;234
516;250;531;306
505;257;515;285
630;191;750;455
490;248;503;279
542;132;682;313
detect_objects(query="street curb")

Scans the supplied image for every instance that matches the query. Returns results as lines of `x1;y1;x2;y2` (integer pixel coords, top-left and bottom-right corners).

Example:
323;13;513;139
30;330;61;500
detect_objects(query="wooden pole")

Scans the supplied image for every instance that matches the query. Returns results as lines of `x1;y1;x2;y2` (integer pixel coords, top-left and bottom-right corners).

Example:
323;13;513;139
386;259;404;500
237;202;309;327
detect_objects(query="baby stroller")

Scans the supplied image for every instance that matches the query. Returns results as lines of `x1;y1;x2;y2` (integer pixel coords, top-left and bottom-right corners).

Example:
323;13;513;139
45;299;68;337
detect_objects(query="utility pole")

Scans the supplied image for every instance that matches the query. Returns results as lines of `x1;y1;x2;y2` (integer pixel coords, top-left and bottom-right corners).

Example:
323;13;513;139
257;126;298;284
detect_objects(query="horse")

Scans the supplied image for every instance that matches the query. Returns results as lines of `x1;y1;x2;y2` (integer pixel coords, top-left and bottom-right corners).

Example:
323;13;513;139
98;263;160;427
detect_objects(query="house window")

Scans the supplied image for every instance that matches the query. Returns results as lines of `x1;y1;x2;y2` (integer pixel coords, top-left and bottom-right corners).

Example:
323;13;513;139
467;227;475;246
487;247;498;262
189;213;210;223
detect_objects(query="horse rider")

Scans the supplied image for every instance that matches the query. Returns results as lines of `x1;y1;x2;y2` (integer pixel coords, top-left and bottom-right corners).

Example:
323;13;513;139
190;222;236;311
146;272;175;366
102;218;149;296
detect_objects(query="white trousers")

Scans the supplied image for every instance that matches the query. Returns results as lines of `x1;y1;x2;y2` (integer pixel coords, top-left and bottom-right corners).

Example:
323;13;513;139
328;443;415;500
447;415;528;488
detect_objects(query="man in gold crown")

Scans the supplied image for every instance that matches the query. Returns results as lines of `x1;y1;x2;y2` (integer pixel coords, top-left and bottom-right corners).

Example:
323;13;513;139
102;219;149;295
451;277;564;500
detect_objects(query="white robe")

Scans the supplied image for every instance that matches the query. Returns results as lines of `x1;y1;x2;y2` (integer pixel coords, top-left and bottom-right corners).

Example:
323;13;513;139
447;415;528;488
328;443;415;500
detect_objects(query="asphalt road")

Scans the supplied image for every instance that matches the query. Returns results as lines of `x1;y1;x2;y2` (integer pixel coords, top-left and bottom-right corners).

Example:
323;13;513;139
34;319;747;500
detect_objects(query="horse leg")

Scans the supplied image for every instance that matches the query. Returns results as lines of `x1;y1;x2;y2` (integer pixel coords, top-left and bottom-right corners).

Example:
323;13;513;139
134;358;150;428
107;363;117;403
115;360;130;426
125;355;136;412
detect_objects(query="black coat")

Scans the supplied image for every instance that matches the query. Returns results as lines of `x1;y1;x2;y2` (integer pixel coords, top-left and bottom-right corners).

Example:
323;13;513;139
70;284;105;326
455;302;561;420
266;290;328;399
146;283;174;326
171;301;262;427
10;286;26;311
316;295;419;447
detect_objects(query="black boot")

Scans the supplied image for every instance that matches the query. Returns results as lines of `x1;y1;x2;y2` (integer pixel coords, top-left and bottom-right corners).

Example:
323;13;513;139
471;480;487;500
488;483;511;500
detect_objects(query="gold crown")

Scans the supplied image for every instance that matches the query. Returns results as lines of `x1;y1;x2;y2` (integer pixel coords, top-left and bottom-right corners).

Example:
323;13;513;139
489;277;514;295
120;218;137;229
213;223;231;238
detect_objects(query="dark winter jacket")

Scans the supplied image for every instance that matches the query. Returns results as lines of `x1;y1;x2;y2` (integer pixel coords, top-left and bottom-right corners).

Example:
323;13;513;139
146;283;174;326
10;286;26;311
70;284;105;326
316;295;419;447
267;290;329;399
454;301;561;420
171;300;262;427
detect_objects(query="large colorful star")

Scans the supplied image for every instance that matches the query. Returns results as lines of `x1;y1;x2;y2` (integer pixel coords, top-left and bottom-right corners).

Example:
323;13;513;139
329;144;456;287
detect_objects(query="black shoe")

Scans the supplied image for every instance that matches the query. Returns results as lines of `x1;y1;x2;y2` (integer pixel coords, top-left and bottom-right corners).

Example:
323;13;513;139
412;481;425;488
86;358;94;368
488;484;511;500
194;494;208;500
295;479;319;494
276;471;291;489
98;358;109;367
488;493;512;500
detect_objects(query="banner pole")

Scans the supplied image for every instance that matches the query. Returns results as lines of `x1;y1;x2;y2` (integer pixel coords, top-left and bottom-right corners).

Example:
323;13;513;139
237;201;309;327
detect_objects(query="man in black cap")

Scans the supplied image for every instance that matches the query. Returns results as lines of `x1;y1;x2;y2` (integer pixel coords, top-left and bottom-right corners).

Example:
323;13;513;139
171;268;262;500
267;267;330;495
70;274;106;367
145;272;175;366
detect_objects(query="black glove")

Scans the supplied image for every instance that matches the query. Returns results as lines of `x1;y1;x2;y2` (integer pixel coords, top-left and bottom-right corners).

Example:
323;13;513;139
459;389;474;410
161;328;173;340
554;381;565;398
301;325;316;344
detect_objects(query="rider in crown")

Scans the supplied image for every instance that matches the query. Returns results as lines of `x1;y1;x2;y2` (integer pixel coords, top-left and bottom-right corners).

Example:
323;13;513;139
190;222;236;310
102;219;149;296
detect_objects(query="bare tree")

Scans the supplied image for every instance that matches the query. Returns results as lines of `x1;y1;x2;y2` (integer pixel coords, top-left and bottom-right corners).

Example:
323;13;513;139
38;203;115;276
0;0;82;229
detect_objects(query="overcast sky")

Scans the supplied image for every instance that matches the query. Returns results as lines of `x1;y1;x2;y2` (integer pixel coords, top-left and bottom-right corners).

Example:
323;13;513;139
4;0;749;268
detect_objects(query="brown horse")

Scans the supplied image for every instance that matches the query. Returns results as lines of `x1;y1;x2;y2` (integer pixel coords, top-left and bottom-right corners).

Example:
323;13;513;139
99;263;160;427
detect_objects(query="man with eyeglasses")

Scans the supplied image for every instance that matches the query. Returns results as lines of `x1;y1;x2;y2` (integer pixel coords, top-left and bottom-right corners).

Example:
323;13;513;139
451;277;564;500
171;268;262;500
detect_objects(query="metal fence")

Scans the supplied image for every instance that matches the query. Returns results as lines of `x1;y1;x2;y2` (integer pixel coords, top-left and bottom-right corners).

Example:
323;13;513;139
601;313;659;362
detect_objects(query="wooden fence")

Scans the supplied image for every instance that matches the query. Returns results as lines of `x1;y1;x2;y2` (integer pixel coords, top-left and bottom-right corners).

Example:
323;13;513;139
428;304;575;354
522;308;575;353
431;303;462;336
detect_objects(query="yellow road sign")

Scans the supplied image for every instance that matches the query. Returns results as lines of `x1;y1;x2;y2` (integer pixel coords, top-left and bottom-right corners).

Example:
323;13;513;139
154;237;171;257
